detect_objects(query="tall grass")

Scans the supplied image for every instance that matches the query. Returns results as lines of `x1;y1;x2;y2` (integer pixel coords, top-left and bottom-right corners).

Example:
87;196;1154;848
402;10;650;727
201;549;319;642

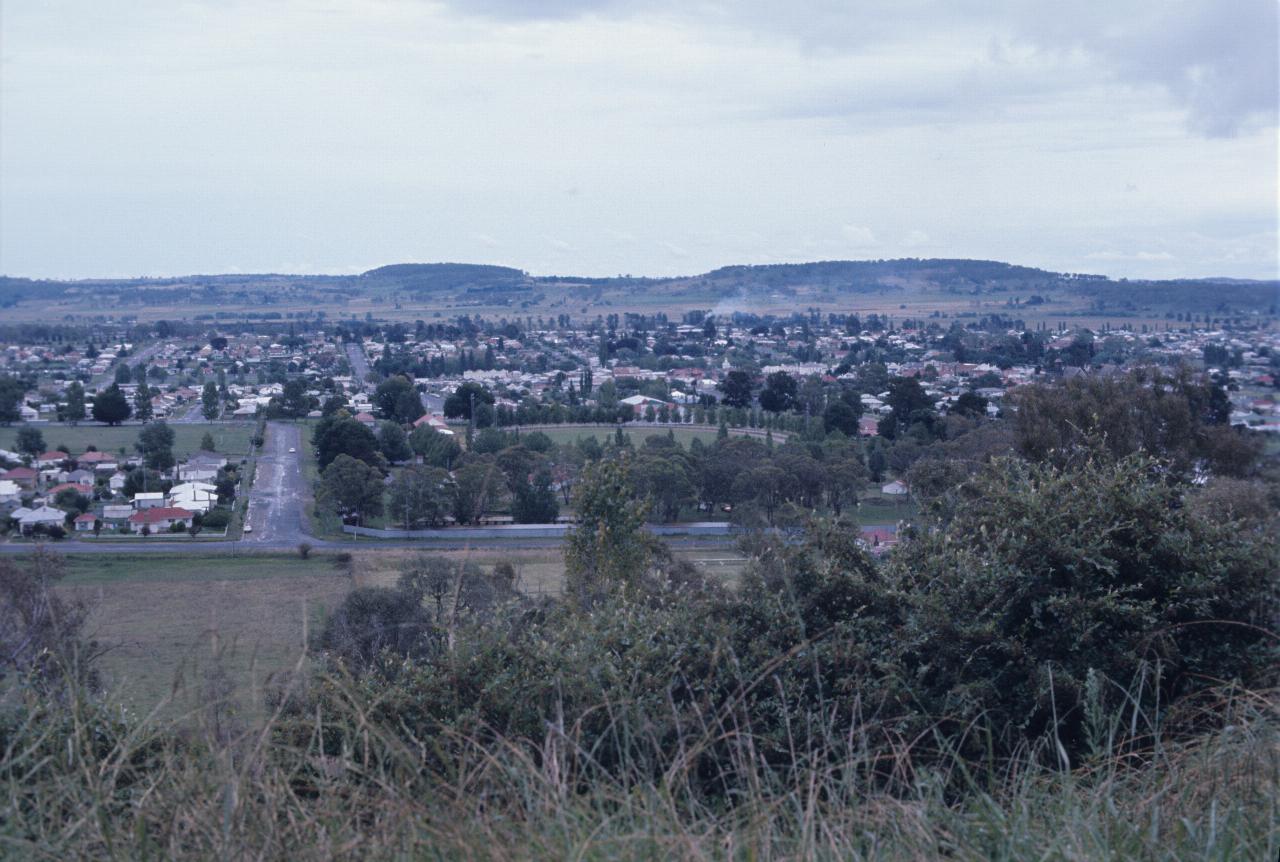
2;660;1276;860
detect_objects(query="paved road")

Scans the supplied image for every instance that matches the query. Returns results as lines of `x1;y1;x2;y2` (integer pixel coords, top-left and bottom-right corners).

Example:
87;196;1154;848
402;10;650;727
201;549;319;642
345;343;370;392
244;422;307;545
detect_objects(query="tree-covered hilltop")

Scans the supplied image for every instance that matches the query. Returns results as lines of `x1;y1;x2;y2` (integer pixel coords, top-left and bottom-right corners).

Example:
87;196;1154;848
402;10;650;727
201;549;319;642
361;262;530;295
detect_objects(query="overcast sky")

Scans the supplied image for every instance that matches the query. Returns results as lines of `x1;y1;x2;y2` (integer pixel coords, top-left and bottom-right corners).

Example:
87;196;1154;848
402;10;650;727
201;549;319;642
2;0;1277;281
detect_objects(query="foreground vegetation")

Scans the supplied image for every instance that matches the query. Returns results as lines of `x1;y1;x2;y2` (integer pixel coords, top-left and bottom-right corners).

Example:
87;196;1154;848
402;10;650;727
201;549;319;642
2;375;1277;859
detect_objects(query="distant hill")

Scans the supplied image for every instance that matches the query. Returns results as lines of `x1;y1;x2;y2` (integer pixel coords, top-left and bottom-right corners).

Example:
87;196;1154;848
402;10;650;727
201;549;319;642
362;263;529;296
2;259;1275;315
538;258;1277;314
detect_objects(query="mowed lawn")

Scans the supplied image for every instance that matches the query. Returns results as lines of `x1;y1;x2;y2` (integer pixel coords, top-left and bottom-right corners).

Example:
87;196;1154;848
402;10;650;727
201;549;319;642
523;426;745;449
0;422;256;459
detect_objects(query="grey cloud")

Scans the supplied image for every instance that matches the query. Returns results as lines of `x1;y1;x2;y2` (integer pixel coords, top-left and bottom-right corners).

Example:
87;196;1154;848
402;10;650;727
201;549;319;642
446;0;1278;137
1006;0;1279;137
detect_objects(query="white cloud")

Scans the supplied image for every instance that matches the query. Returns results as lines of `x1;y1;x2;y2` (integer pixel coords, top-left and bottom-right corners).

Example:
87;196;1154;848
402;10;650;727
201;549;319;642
841;225;880;248
901;230;931;249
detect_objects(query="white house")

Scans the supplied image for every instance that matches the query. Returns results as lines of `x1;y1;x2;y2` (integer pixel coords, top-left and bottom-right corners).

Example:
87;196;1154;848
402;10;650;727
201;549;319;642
15;505;66;534
168;482;218;514
132;492;165;510
881;480;909;496
0;480;19;505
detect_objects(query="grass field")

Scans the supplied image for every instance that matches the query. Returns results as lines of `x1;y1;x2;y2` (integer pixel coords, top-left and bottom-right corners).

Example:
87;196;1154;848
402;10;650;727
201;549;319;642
0;422;256;459
51;543;747;712
855;497;917;523
525;425;751;448
60;553;349;713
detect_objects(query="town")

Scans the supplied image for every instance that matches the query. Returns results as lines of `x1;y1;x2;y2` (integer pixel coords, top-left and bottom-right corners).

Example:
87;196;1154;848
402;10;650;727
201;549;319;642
2;307;1277;549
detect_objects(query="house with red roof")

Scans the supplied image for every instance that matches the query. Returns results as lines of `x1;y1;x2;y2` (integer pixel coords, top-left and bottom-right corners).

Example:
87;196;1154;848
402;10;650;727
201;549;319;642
47;482;93;498
35;451;70;469
73;513;98;532
127;506;194;533
76;451;118;471
2;466;38;489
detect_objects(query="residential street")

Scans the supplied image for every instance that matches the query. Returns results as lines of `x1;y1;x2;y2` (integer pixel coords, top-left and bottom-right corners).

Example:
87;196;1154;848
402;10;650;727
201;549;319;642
244;422;306;545
345;342;370;391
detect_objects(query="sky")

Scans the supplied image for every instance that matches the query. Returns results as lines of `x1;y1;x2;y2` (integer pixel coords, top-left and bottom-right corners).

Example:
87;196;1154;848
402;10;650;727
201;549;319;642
1;0;1277;281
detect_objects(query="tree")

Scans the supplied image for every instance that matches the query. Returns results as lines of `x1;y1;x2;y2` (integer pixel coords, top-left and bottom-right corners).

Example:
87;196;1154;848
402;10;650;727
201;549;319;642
16;426;45;458
319;454;384;523
201;382;220;421
53;488;90;514
321;394;349;417
122;467;166;498
732;464;787;525
758;371;797;413
512;468;560;524
450;461;499;525
317;586;438;672
885;453;1278;758
822;398;862;436
64;381;86;425
136;422;176;473
374;376;421;424
823;454;868;517
113;364;132;385
278;378;315;419
717;370;754;409
951;391;989;419
879;376;937;440
633;454;696;522
200;431;217;452
443;381;494;420
1011;370;1254;477
409;425;462;469
0;376;27;425
92;383;132;425
378;421;413;463
313;414;380;468
565;457;653;604
388;465;451;529
133;379;154;422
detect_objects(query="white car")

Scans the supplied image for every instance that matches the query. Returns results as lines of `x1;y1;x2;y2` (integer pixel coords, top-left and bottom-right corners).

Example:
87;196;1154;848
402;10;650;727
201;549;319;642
243;524;253;534
288;447;296;453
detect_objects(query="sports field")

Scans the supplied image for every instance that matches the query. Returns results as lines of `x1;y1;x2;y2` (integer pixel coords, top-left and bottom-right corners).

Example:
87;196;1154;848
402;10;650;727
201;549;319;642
0;423;255;459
